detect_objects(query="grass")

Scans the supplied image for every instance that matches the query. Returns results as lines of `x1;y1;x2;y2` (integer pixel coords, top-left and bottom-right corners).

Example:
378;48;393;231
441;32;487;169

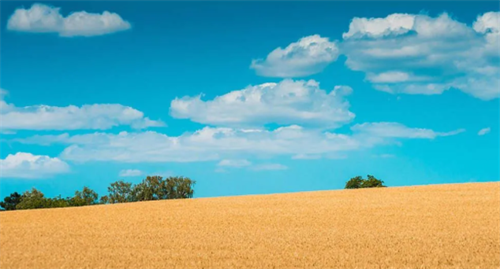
1;182;499;269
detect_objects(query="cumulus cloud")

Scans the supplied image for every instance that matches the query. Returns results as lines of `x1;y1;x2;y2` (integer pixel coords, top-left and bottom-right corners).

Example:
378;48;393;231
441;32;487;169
119;169;143;177
478;127;491;136
0;92;163;131
0;152;70;179
341;12;500;100
7;3;131;37
170;79;354;128
16;122;462;163
250;35;339;77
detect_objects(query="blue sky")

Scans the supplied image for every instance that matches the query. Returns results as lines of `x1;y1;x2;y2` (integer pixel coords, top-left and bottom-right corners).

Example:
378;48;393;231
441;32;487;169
0;1;499;199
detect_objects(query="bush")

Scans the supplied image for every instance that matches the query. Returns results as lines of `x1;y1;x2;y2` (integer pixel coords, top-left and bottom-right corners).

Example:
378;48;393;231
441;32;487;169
345;175;386;189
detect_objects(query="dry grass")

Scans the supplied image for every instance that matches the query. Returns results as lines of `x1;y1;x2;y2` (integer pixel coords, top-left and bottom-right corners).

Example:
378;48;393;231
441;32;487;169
1;182;499;269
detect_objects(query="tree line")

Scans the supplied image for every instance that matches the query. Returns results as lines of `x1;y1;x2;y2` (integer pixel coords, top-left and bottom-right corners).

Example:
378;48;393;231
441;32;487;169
0;176;195;211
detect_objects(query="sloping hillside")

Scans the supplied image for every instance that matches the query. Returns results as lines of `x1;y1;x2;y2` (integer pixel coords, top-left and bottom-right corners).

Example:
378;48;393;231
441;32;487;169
1;182;499;269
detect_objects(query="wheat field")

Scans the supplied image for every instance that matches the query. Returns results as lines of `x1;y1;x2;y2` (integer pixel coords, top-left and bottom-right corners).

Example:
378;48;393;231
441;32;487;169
1;182;499;269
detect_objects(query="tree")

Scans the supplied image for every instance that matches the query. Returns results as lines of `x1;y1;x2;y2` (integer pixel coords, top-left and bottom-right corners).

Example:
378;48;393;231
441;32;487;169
107;181;134;203
0;192;22;210
360;175;385;188
99;195;109;204
345;176;363;189
46;196;71;208
16;188;47;210
164;176;195;199
344;175;386;189
132;176;167;201
71;186;99;206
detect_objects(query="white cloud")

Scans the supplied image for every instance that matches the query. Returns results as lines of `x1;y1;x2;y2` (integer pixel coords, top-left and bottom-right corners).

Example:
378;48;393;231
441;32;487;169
0;92;163;131
170;79;354;128
0;152;70;179
7;3;131;37
351;122;465;139
16;122;462;163
341;12;500;100
119;169;143;177
343;13;416;39
250;35;339;77
251;164;288;171
217;159;251;167
478;127;491;136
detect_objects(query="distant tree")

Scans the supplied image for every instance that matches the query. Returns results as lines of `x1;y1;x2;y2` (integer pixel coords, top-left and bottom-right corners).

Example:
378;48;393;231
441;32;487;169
0;192;22;210
46;196;71;208
132;176;167;201
345;176;363;189
107;181;134;203
345;175;386;189
164;176;195;199
360;175;385;188
71;186;99;206
99;195;109;204
16;188;47;210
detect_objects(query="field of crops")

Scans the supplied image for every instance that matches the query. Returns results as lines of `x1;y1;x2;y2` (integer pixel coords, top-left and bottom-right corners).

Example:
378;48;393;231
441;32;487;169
1;182;499;269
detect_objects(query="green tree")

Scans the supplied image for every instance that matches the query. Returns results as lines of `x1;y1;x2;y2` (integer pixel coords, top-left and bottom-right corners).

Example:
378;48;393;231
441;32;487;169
345;175;386;189
360;175;385;188
164;176;195;199
16;188;48;210
345;176;363;189
0;192;22;210
99;195;109;204
107;181;134;203
132;176;166;201
46;196;71;208
71;186;99;206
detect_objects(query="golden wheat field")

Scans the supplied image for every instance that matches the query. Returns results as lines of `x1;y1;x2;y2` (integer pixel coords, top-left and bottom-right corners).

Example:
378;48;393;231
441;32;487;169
1;182;499;269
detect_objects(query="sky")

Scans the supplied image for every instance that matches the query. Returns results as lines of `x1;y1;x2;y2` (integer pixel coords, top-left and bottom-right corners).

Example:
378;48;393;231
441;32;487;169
0;1;499;199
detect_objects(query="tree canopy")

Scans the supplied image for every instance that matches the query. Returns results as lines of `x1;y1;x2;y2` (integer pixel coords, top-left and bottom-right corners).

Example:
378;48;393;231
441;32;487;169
345;175;386;189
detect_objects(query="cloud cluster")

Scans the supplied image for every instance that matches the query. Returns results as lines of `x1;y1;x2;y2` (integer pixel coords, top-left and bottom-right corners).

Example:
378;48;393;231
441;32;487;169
170;79;354;128
341;12;500;100
249;12;499;100
250;35;339;77
0;152;70;179
7;3;131;37
1;93;163;131
17;123;463;163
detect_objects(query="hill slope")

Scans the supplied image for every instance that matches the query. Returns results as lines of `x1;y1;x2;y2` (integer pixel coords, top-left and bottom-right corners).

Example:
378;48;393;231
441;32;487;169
1;182;499;268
